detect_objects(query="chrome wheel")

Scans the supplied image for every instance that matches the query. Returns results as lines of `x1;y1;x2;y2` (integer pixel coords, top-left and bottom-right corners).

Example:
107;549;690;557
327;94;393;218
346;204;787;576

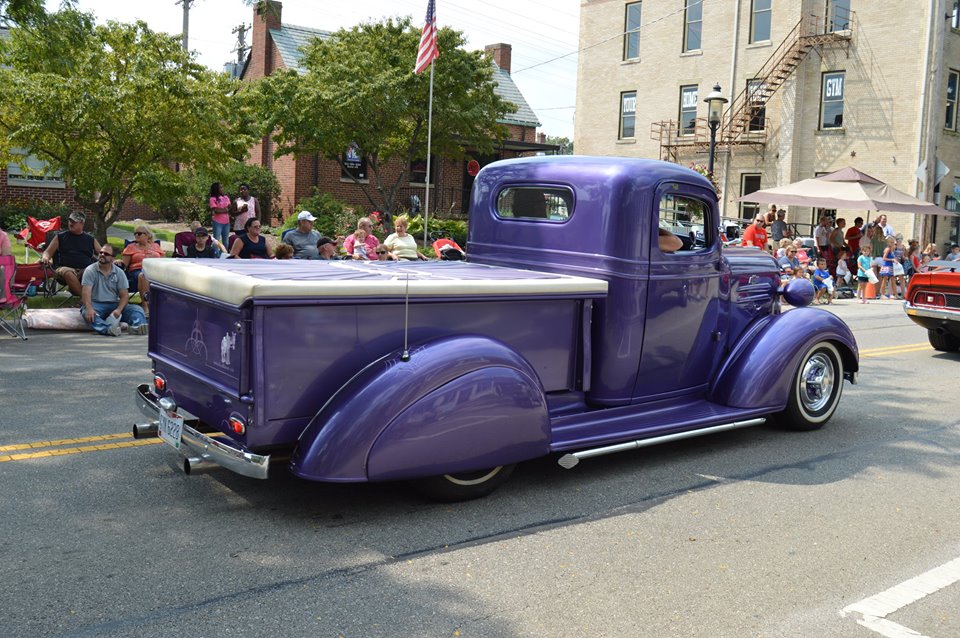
775;342;844;431
799;352;836;413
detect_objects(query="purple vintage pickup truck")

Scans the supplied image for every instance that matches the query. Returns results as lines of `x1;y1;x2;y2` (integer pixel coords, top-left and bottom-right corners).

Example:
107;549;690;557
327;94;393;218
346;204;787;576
134;156;858;500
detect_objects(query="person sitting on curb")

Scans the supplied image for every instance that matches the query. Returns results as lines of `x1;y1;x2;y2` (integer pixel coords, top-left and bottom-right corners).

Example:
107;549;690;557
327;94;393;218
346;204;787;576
189;220;227;254
344;217;381;259
284;211;322;259
80;244;148;336
40;211;101;297
229;217;273;259
812;257;834;305
273;244;294;260
185;226;220;258
316;236;341;260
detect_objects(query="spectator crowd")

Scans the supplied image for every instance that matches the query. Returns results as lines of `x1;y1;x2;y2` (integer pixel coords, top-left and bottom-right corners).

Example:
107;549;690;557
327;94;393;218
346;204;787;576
740;204;956;305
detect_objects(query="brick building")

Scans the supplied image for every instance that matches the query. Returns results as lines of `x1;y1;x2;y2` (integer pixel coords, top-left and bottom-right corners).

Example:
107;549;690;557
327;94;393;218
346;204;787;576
241;1;554;219
575;0;960;248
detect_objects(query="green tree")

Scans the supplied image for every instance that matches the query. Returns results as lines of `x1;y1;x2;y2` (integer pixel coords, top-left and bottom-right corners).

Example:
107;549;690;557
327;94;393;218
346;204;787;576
0;0;64;26
252;17;514;214
0;12;254;242
544;135;573;155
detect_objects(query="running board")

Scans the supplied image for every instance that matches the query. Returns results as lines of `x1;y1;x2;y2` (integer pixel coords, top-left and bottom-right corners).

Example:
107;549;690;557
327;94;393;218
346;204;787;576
557;418;767;469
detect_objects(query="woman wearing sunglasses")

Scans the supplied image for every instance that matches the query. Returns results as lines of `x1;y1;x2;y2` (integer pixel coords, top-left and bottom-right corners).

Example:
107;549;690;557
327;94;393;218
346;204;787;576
121;225;164;313
229;217;274;259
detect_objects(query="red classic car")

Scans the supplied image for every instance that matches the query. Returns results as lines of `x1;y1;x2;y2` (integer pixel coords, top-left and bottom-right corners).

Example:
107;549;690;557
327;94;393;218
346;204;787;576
904;260;960;351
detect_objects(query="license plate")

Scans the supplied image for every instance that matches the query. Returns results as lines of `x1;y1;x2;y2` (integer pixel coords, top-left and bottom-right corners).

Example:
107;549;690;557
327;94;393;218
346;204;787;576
158;409;184;450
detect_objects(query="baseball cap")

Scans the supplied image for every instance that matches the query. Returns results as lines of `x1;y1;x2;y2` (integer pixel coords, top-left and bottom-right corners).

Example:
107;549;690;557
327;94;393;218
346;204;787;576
777;210;786;216
316;236;336;248
68;212;86;223
194;226;209;236
297;211;317;222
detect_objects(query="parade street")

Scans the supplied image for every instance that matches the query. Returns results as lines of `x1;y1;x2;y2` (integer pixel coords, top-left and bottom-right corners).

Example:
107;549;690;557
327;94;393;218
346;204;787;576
1;299;958;638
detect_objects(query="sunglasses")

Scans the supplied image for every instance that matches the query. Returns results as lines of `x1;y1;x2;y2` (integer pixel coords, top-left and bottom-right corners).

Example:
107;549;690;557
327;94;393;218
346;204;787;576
134;231;146;236
98;251;114;257
376;250;387;254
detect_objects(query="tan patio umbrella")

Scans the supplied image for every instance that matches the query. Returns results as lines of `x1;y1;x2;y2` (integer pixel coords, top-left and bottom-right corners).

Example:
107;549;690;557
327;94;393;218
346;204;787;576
737;167;957;217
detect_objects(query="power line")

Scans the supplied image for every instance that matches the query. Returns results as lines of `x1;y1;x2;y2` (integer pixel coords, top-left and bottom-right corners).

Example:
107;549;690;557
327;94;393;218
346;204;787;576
513;0;701;75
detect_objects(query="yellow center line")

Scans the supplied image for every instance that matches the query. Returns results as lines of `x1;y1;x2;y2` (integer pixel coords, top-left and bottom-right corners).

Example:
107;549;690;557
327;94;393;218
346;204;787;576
861;345;932;358
859;342;929;355
0;438;162;463
0;432;134;453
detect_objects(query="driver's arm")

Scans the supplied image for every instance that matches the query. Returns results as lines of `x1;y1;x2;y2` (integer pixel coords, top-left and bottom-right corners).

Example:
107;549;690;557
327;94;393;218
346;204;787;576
658;227;684;253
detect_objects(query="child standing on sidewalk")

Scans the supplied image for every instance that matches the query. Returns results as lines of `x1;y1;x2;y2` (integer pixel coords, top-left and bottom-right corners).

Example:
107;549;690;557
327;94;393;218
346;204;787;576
856;245;873;304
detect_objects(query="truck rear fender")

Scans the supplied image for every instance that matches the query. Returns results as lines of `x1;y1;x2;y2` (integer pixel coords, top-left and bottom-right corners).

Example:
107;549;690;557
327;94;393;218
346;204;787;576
710;308;859;409
289;335;550;482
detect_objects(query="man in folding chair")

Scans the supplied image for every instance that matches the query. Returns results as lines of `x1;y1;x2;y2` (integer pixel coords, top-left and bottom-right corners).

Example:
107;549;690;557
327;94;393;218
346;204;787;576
40;211;100;297
80;244;147;336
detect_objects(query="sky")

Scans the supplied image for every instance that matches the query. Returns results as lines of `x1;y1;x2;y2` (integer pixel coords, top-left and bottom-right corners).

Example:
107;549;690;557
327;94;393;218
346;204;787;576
46;0;581;140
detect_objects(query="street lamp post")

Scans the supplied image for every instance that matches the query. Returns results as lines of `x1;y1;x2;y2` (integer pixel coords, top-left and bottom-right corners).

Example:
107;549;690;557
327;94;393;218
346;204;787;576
703;83;728;179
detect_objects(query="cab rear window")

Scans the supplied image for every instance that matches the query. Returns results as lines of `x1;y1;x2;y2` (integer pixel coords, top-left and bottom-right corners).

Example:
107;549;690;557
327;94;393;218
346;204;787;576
496;187;573;221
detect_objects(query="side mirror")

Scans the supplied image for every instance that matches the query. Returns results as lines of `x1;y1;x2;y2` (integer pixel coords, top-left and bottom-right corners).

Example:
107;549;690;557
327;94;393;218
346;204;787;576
779;278;814;308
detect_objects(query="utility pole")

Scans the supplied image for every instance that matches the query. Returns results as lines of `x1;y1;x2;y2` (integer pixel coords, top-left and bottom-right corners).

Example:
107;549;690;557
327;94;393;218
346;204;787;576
176;0;196;52
921;0;948;245
232;23;250;65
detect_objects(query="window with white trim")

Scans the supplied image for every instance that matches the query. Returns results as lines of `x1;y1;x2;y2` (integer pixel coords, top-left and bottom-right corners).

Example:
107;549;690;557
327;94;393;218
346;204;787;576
750;0;771;43
619;90;637;139
679;85;698;136
623;2;642;61
820;71;845;129
952;1;958;29
6;150;65;188
946;70;958;131
683;0;702;52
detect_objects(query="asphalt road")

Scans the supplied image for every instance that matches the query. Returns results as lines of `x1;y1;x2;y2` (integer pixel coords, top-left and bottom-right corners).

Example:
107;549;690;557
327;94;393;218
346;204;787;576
1;297;958;638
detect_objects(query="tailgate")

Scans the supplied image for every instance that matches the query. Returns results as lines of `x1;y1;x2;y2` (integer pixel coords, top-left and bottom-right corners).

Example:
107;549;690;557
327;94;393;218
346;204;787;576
148;286;248;395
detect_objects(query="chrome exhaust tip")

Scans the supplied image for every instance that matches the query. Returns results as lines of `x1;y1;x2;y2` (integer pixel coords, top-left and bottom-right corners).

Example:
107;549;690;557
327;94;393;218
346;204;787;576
183;455;217;476
133;422;159;439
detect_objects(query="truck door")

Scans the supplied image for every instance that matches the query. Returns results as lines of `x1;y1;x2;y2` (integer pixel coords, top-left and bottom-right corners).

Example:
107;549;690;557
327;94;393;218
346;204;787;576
633;184;722;400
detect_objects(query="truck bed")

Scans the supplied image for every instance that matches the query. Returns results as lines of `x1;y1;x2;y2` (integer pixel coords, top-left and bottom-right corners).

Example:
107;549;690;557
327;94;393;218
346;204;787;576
141;259;608;305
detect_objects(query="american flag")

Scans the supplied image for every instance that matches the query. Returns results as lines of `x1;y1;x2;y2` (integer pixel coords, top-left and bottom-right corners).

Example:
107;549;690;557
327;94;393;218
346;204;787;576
414;0;438;75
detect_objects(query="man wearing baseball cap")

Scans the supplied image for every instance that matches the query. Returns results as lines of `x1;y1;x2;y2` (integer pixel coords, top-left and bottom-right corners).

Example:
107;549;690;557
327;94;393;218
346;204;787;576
283;210;322;259
40;211;101;296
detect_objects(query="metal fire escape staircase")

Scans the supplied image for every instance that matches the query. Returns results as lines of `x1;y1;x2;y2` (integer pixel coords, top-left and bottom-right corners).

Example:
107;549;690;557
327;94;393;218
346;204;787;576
651;13;852;163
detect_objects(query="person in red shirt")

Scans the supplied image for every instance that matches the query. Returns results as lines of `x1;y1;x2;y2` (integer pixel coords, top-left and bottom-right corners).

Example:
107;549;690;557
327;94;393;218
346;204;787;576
741;215;768;250
845;216;863;255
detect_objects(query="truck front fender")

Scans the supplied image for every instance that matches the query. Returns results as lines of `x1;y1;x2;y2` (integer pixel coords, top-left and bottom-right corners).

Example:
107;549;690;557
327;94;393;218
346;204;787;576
289;335;550;482
710;308;859;410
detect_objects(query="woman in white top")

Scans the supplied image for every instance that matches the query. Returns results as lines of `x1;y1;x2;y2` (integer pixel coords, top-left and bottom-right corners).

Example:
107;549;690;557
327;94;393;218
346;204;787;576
383;215;427;261
233;184;259;232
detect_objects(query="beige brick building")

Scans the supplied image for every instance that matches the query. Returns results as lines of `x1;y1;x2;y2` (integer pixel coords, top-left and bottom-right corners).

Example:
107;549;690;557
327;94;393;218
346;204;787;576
575;0;960;248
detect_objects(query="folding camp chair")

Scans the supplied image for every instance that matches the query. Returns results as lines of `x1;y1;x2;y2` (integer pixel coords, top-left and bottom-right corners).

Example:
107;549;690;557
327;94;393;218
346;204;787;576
0;255;30;340
17;216;62;260
173;231;196;257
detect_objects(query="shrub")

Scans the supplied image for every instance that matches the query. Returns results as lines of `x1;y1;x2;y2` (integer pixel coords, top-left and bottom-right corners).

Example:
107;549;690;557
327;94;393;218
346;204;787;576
406;215;467;248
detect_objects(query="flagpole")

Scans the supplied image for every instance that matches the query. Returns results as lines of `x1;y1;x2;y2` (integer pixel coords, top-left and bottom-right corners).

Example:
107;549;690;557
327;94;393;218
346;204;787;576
423;60;434;248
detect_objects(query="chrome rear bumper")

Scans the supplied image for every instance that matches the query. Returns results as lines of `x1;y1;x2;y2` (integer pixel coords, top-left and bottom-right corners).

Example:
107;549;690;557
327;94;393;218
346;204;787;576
903;301;960;324
135;383;270;479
